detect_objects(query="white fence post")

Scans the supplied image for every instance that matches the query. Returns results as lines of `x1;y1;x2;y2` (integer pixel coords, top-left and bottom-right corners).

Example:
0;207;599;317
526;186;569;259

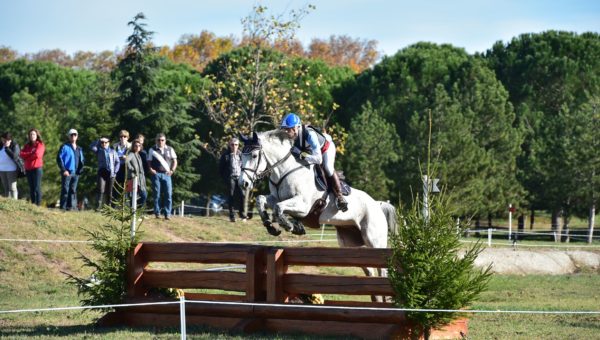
130;176;138;242
488;228;493;247
180;295;187;340
180;200;184;217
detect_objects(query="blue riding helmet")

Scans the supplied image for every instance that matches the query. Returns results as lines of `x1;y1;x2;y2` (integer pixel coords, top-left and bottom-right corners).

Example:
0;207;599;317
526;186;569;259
280;113;301;129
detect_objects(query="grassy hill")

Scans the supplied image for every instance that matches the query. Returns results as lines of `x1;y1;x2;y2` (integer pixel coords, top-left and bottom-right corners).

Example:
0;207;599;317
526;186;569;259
0;197;338;339
0;197;599;339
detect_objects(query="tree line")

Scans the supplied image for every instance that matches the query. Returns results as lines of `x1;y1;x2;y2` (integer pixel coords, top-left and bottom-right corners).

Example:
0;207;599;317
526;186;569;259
0;11;598;232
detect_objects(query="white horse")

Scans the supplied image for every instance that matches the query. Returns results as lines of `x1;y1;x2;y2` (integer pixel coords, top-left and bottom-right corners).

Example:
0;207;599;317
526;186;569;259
239;130;396;278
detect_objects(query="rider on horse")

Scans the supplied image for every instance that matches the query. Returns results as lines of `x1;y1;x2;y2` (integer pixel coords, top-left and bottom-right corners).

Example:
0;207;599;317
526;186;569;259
280;113;349;212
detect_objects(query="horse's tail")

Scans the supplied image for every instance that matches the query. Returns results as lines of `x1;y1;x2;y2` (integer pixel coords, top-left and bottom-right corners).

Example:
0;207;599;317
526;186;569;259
378;201;398;236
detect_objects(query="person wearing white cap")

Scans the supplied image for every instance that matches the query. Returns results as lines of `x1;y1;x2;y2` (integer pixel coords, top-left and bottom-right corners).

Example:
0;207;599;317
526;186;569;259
56;128;84;211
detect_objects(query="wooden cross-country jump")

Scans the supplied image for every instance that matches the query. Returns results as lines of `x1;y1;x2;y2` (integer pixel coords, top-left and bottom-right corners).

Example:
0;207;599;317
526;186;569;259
99;242;467;339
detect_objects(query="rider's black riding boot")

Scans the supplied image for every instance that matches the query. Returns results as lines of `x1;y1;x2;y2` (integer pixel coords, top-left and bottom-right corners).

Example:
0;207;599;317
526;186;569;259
328;172;348;212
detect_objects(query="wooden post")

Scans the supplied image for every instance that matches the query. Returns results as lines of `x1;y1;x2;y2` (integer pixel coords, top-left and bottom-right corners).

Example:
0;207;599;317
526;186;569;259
130;176;138;242
245;248;265;302
127;243;147;298
508;204;513;240
267;248;286;303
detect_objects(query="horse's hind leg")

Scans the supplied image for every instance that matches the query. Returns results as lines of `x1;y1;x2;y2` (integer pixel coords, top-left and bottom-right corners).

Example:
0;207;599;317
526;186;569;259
256;195;281;236
359;216;390;302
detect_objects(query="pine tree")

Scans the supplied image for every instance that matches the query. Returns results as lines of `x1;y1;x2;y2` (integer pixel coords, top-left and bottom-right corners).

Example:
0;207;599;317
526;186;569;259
485;31;600;218
342;102;399;200
335;43;524;215
111;13;203;200
388;116;492;339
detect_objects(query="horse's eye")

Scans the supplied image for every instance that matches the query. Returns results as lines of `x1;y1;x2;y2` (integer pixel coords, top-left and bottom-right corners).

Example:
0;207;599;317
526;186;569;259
252;154;258;159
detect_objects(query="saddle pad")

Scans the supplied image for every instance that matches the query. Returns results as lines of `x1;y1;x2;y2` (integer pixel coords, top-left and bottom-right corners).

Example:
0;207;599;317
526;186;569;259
313;166;351;196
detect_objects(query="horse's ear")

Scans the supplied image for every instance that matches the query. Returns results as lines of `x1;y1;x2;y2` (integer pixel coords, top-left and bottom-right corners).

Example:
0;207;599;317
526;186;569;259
252;131;259;142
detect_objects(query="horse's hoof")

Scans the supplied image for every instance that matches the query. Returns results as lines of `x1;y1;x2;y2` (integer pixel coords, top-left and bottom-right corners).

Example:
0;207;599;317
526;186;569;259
266;226;282;236
292;226;305;235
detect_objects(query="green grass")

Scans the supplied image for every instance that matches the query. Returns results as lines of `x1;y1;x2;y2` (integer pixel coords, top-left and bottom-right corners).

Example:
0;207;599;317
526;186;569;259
468;275;600;339
0;197;599;339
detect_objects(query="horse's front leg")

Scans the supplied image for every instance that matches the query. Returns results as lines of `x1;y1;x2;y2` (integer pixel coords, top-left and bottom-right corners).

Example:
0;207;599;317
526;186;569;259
273;196;311;235
256;194;281;236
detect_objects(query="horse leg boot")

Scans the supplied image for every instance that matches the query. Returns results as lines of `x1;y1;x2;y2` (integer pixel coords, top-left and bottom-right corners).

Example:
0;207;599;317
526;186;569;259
328;172;348;212
256;195;281;236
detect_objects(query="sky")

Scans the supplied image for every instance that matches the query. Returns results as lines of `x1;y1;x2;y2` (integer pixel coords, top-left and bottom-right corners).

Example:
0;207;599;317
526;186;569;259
0;0;598;57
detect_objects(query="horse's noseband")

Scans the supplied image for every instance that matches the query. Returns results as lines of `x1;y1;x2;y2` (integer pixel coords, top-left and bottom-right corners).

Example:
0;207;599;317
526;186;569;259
241;146;269;182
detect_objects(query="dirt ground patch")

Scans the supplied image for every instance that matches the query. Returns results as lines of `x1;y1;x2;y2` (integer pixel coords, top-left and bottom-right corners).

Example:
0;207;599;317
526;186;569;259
475;248;600;274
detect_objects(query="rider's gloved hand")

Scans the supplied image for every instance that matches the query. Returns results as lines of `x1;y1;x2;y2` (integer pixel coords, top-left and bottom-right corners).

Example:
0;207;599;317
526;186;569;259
300;152;309;159
291;146;301;157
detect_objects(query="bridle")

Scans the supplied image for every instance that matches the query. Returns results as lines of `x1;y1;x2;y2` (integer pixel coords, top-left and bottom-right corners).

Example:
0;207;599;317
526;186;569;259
242;145;291;181
241;145;306;193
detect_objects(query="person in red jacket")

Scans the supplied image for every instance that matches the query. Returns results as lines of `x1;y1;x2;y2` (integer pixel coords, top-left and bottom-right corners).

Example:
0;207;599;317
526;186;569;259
20;128;45;206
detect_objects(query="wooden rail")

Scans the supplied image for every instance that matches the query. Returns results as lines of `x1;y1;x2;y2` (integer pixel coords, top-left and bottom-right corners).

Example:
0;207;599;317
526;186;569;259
100;242;467;339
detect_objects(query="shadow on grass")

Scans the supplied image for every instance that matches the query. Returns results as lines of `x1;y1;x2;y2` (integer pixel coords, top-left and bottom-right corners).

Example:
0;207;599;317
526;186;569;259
0;324;180;338
0;323;347;339
565;317;600;330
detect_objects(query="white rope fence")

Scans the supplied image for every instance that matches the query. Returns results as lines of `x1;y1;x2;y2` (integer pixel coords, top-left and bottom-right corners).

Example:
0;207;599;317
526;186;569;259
1;298;599;340
5;299;597;316
177;201;261;217
460;239;600;248
0;238;93;244
0;237;339;245
2;236;599;248
185;299;600;315
465;228;600;239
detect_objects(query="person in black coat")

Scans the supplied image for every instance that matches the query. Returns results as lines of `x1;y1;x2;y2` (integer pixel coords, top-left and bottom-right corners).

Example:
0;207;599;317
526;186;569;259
219;137;246;222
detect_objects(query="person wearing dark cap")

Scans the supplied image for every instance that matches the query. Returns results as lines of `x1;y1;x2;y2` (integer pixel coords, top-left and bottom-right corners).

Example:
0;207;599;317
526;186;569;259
57;129;84;211
0;132;25;199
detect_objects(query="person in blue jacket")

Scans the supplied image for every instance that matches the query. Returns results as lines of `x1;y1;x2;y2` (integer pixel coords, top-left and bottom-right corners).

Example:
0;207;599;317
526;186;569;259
57;129;84;211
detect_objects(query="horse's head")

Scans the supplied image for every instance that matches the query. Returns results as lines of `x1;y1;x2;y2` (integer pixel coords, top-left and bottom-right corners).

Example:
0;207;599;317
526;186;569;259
239;129;294;190
239;131;266;190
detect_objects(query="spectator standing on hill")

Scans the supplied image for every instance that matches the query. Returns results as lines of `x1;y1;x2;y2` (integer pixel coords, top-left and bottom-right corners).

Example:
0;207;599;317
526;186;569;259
135;133;150;175
57;129;84;211
113;130;131;190
126;139;147;208
219;137;246;222
91;137;120;209
0;132;25;199
147;133;177;220
20;128;45;206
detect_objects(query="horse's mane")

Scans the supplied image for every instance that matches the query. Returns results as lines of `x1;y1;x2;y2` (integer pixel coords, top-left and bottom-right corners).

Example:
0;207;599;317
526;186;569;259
260;129;292;146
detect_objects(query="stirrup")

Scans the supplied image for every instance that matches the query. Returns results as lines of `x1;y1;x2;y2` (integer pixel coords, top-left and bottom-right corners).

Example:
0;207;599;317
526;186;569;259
336;197;348;212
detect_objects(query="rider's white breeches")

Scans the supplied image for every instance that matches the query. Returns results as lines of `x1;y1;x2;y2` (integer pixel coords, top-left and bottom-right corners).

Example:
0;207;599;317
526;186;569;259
323;136;336;177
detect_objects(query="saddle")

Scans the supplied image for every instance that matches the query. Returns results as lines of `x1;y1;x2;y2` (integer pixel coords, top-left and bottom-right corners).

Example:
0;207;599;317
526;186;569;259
301;166;352;229
313;166;351;196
